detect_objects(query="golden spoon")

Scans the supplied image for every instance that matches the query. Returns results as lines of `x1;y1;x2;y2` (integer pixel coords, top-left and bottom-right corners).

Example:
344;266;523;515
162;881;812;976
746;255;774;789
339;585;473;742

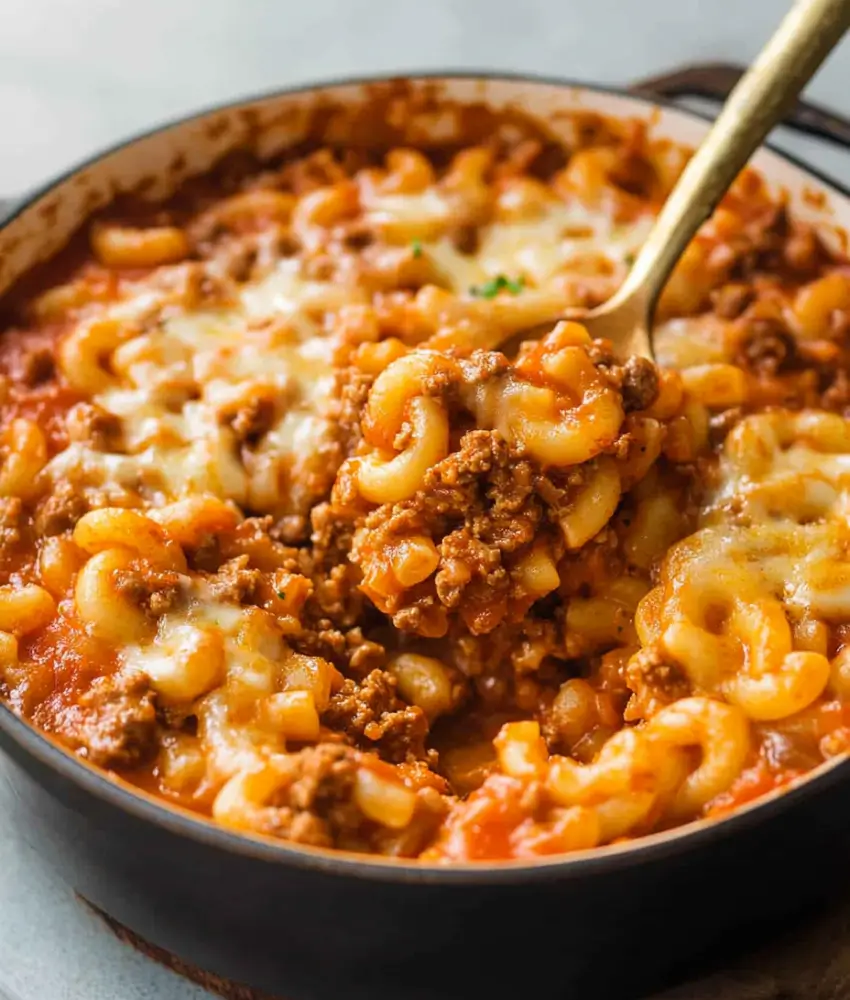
552;0;850;359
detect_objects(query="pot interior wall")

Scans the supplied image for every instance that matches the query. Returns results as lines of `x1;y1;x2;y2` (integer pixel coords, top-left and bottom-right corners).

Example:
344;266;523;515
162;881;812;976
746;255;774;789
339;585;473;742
0;75;847;301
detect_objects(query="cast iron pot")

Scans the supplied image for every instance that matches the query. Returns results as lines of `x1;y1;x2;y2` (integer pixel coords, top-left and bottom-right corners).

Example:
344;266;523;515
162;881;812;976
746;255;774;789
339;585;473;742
1;66;850;1000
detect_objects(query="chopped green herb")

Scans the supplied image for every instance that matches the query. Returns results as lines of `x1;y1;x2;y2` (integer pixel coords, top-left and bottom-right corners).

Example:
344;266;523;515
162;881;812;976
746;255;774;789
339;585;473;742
277;590;287;600
469;273;525;298
624;251;636;267
411;238;423;258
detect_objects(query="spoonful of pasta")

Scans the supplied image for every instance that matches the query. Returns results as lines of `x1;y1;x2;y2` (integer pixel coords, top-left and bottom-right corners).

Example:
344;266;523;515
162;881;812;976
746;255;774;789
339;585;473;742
530;0;850;359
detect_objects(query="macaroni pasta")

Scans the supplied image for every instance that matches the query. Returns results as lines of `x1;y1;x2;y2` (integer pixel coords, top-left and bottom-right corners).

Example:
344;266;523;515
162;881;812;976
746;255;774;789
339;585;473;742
0;113;849;861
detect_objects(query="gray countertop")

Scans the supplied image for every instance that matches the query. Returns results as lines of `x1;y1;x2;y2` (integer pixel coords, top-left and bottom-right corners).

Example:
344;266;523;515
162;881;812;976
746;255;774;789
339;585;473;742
1;1;850;997
0;759;209;1000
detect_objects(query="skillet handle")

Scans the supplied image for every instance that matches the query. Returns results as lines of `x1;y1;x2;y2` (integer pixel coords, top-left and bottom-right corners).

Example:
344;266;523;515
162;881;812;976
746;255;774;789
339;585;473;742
630;62;850;147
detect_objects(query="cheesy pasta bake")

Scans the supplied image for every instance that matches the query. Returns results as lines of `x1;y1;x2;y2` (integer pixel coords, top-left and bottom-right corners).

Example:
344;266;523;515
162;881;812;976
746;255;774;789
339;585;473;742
2;112;850;862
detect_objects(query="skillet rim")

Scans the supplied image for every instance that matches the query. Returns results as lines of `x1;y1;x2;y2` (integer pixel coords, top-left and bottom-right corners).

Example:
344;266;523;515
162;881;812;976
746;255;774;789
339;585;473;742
2;67;850;886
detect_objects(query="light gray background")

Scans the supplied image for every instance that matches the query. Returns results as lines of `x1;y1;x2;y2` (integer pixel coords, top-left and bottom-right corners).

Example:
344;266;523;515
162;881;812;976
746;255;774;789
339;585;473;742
1;1;850;998
2;0;850;197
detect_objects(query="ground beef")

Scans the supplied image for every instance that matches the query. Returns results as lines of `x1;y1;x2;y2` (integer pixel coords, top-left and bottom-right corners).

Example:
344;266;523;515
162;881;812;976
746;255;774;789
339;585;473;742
822;368;850;412
228;397;276;444
448;223;480;255
254;743;364;848
206;555;262;604
0;497;21;552
734;317;797;375
34;482;88;536
114;566;185;618
436;351;510;400
237;742;443;855
60;671;158;769
344;627;386;675
290;621;386;676
709;406;744;445
207;237;259;282
323;669;430;763
65;402;123;451
333;368;374;456
711;283;755;320
587;345;659;412
586;340;617;369
624;646;690;720
732;205;789;277
21;347;55;385
351;429;552;637
620;356;659;412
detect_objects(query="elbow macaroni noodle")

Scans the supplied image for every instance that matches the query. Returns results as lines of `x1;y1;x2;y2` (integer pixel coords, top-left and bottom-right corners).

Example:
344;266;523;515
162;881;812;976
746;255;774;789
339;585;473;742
1;111;850;861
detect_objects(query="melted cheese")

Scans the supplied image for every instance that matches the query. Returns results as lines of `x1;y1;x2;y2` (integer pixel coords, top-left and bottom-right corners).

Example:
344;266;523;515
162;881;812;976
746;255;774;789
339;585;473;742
44;189;665;513
653;314;729;369
364;187;654;293
120;584;332;787
45;260;338;509
121;587;280;698
678;413;850;622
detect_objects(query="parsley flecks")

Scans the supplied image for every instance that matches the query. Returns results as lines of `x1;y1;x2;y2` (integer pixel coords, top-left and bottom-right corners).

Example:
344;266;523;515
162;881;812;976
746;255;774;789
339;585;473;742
411;238;423;258
624;251;636;267
469;273;525;298
277;590;287;600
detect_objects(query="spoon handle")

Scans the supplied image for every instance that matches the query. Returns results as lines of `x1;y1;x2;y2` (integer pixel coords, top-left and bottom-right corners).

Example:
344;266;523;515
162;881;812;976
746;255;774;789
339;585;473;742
619;0;850;321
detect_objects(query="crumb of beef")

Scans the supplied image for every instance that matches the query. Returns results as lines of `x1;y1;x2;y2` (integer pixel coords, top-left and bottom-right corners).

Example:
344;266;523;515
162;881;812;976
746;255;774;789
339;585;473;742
352;430;556;637
333;368;375;456
437;528;505;609
21;347;55;385
589;347;659;413
822;367;850;412
586;339;617;368
59;671;158;769
247;742;442;853
0;497;21;552
259;743;363;848
709;406;744;445
308;562;364;625
322;669;430;763
345;627;386;675
206;555;262;604
272;514;311;545
228;396;276;444
215;516;297;570
620;356;659;412
296;623;348;662
448;224;480;255
734;317;797;375
114;566;185;618
34;482;88;536
444;351;510;398
340;224;376;251
783;227;822;275
732;205;789;276
624;646;690;720
289;620;386;676
710;283;755;320
309;500;359;570
65;402;123;452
